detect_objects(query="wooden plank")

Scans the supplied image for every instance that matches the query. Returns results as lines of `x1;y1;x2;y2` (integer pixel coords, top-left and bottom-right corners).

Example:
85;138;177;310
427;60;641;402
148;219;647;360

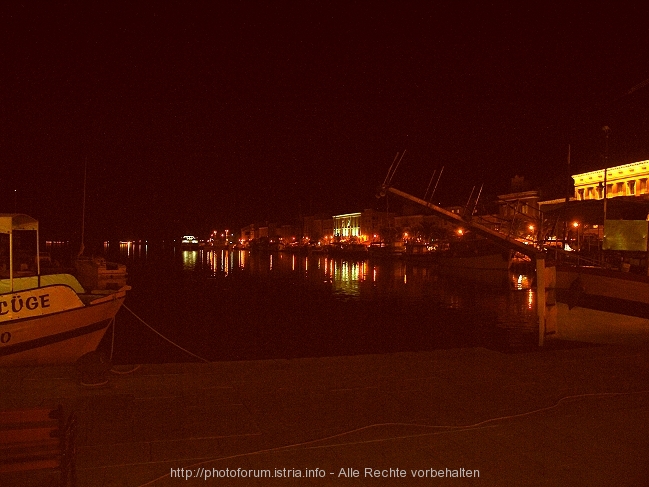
1;442;61;458
0;405;71;479
0;408;56;425
0;427;58;444
0;459;60;473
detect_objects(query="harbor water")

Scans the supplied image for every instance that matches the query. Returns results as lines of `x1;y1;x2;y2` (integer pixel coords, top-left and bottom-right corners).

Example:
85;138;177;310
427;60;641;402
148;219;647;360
87;242;540;364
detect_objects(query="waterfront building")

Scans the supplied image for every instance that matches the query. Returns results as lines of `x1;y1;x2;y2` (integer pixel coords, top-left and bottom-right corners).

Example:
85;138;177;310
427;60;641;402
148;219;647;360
573;160;649;201
496;190;541;220
302;214;334;243
393;214;454;240
332;209;394;243
360;209;393;242
240;223;258;243
333;212;361;239
276;224;299;242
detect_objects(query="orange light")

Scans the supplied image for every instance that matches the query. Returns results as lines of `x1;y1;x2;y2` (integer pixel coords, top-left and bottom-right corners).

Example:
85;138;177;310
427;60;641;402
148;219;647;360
572;221;579;228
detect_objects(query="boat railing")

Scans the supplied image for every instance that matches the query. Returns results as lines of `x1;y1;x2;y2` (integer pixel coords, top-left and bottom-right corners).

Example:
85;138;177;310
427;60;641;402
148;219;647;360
545;246;611;269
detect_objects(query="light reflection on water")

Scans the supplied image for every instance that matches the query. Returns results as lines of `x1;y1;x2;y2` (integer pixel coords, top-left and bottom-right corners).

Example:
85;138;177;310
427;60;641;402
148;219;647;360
182;250;198;271
176;250;536;329
108;244;539;317
101;244;540;357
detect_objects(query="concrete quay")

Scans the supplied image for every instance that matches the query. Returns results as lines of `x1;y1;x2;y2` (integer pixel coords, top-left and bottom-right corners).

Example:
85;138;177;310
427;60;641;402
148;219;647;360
1;322;648;487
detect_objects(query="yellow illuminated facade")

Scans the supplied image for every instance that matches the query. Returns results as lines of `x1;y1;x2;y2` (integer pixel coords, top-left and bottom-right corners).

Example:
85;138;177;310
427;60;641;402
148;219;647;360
573;160;649;201
333;212;361;238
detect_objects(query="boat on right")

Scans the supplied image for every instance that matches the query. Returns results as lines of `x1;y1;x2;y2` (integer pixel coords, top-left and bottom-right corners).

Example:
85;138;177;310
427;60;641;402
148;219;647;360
551;261;649;345
538;160;649;341
377;158;649;344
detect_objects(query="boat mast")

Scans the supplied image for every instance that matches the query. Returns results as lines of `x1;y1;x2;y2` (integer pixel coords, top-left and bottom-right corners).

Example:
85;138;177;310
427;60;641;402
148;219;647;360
9;228;13;293
602;126;610;225
78;159;87;258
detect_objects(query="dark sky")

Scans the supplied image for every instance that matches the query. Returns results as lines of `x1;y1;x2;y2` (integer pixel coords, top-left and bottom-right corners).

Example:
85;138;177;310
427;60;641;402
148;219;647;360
2;1;649;241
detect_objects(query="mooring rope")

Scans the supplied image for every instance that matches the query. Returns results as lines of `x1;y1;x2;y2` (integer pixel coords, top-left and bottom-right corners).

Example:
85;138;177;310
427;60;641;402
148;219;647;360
109;316;116;361
122;304;210;363
137;389;649;486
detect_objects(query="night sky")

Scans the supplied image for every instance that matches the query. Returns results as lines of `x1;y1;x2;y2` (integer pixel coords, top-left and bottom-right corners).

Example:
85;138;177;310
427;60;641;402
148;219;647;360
2;2;649;242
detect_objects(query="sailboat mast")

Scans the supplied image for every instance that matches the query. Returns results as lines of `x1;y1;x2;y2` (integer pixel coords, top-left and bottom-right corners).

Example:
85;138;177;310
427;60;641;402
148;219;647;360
79;159;87;258
603;126;610;224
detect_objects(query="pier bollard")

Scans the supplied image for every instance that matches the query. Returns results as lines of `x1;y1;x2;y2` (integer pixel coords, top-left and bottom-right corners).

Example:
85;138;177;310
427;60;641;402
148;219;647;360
537;256;546;346
545;265;557;336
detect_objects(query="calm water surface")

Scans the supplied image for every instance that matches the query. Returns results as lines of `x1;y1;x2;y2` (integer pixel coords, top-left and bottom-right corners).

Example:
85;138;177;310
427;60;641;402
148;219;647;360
94;242;539;364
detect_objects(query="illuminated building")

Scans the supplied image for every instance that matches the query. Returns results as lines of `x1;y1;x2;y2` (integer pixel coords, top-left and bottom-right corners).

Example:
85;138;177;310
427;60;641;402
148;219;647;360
573;160;649;201
332;209;394;242
333;212;361;238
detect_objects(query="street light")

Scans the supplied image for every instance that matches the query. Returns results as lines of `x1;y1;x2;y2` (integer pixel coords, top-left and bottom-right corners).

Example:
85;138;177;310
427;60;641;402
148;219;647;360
572;221;580;251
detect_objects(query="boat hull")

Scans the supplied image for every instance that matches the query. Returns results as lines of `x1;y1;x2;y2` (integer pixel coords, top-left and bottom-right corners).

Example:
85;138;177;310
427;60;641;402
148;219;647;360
550;264;649;346
432;251;513;286
556;302;649;345
0;287;127;367
556;265;649;303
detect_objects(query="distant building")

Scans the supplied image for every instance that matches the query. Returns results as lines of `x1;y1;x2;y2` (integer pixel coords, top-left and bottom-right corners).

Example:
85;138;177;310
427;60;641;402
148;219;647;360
360;209;392;241
573;160;649;201
240;223;258;242
331;209;394;242
333;212;361;239
276;224;298;242
302;214;333;242
489;177;541;242
393;214;455;239
496;190;541;220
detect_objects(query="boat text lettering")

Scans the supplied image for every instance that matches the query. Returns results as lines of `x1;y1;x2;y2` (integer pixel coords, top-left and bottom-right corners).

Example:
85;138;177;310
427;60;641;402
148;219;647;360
0;294;50;315
0;332;10;344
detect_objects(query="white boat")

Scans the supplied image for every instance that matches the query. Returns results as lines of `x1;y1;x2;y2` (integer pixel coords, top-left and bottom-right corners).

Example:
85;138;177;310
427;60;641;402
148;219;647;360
0;214;130;367
181;235;199;248
555;265;649;343
75;256;128;291
554;263;649;315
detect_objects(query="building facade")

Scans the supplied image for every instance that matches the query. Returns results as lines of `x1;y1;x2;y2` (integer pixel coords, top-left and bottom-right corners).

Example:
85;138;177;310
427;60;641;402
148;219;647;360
333;212;361;239
331;209;394;242
573;160;649;201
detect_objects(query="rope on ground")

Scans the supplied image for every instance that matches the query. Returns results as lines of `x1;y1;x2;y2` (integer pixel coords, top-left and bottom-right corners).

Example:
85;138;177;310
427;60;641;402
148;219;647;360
123;304;210;363
109;316;116;361
110;364;142;375
106;314;142;374
136;388;649;486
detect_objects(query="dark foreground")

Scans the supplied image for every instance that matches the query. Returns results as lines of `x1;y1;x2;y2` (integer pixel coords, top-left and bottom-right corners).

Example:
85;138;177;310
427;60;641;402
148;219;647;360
1;330;648;486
